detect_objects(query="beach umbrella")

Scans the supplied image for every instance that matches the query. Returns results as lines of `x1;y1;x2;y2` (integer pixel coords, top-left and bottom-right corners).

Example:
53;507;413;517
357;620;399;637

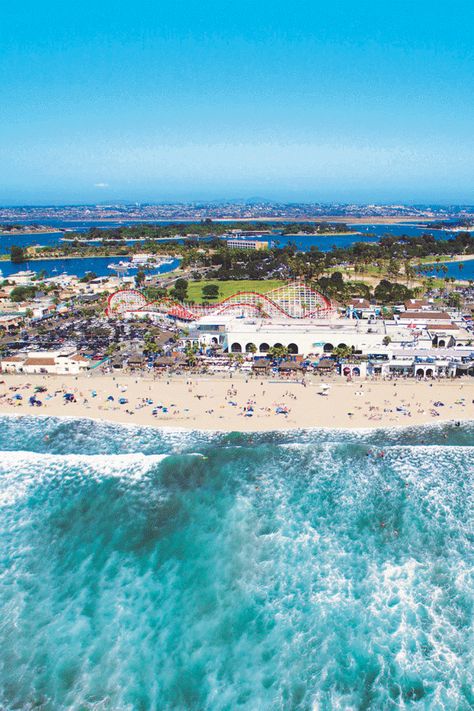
107;395;114;401
319;383;331;390
13;394;23;400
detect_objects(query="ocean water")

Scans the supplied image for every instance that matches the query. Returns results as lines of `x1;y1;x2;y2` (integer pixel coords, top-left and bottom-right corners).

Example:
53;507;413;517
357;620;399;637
0;416;473;710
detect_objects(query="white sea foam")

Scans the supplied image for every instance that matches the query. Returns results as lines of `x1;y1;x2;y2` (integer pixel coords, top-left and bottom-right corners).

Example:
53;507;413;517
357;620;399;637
0;450;170;508
0;421;472;709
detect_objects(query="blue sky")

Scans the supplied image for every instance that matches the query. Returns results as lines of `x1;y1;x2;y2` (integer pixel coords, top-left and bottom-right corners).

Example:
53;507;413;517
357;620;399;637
1;0;474;204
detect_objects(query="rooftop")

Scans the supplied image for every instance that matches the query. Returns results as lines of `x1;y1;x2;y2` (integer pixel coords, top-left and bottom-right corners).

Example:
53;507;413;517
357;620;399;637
399;311;451;320
23;357;56;366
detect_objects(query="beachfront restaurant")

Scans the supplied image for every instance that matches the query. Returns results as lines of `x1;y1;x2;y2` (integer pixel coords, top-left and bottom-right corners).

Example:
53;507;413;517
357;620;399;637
367;353;457;378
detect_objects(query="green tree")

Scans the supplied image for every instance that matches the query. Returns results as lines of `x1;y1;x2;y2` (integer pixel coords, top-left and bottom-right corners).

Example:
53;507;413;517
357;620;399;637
268;344;288;359
201;283;219;300
172;278;188;301
332;345;353;360
143;330;161;355
446;292;461;309
10;285;36;302
143;286;167;302
135;270;146;287
144;340;160;355
387;258;401;280
185;344;198;366
374;279;413;304
10;245;25;263
403;260;416;285
79;271;97;283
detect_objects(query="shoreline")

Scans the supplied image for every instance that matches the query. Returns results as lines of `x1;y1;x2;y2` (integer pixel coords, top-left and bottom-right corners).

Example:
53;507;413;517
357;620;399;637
1;373;473;432
0;229;63;236
1;409;473;436
0;216;448;225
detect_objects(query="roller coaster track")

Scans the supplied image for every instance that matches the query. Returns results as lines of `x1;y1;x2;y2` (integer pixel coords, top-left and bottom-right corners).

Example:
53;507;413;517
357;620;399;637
107;282;335;320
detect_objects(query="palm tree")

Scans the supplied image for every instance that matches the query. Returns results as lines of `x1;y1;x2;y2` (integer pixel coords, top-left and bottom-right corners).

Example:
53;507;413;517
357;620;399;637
269;345;288;360
403;260;416;286
185;346;198;367
332;345;353;360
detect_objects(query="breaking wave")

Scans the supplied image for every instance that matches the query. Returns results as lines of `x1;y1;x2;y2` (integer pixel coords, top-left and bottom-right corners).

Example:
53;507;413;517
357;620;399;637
0;416;472;709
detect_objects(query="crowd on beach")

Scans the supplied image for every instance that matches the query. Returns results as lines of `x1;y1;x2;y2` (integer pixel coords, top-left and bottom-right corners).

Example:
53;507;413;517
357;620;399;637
0;377;296;423
0;372;473;430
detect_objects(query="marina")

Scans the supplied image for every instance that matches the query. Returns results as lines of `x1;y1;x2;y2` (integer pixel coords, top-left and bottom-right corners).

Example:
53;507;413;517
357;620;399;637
0;255;180;279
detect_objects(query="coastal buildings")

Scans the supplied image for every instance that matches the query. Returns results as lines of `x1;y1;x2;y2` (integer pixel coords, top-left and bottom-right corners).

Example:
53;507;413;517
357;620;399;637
105;281;473;373
224;238;269;250
1;201;472;223
0;350;92;375
188;315;391;355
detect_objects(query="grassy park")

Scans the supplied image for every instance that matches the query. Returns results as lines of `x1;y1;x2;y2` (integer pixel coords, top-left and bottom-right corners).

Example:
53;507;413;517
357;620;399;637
186;279;284;303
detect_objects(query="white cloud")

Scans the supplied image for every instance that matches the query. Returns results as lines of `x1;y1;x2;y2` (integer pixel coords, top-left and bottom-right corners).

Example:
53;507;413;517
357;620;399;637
94;182;109;188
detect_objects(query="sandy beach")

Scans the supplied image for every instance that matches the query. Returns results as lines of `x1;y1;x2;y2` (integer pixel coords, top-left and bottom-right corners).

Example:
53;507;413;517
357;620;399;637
0;373;473;431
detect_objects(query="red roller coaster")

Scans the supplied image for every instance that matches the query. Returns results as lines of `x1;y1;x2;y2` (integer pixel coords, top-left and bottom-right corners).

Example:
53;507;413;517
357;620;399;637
106;281;335;320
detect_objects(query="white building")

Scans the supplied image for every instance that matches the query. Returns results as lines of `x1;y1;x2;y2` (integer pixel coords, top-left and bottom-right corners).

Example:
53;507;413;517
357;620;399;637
186;309;473;375
224;239;269;250
367;348;474;378
188;314;404;356
0;351;91;375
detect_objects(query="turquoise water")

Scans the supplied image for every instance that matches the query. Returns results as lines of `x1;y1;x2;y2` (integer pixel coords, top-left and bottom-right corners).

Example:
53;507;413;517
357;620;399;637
0;417;473;710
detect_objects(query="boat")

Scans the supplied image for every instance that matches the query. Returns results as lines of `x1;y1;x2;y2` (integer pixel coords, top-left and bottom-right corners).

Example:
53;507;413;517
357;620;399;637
108;261;132;276
108;255;174;271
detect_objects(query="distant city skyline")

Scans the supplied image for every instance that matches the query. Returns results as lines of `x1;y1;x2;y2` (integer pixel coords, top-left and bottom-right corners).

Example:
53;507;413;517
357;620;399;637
2;1;474;204
2;198;474;209
1;201;473;220
2;200;474;208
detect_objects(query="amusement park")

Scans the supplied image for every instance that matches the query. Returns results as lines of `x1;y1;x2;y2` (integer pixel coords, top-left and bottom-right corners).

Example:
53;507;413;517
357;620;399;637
105;280;391;357
106;281;336;322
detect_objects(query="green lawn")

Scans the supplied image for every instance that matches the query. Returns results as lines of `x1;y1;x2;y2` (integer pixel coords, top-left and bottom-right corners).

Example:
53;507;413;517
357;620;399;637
186;279;284;303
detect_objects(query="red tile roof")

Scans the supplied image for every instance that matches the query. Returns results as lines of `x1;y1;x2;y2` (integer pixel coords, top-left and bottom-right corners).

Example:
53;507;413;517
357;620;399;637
24;357;56;366
399;311;450;320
